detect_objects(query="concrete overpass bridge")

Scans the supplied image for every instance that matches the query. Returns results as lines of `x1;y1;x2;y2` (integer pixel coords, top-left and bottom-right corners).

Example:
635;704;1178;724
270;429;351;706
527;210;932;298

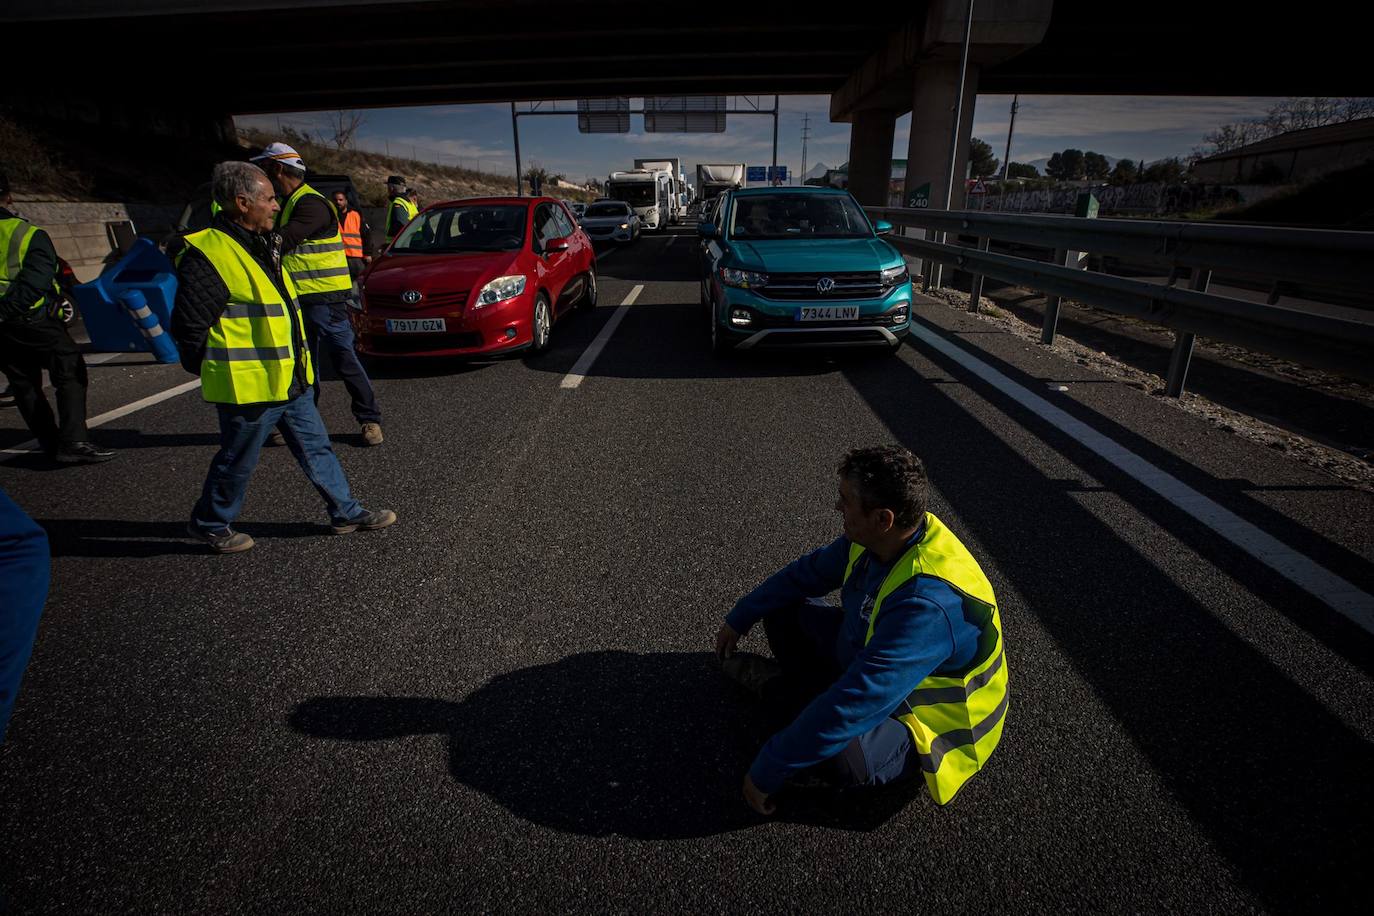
3;0;1366;209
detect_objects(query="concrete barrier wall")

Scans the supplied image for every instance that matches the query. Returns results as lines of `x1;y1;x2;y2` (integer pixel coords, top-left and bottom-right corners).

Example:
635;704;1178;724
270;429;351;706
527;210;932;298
10;201;182;282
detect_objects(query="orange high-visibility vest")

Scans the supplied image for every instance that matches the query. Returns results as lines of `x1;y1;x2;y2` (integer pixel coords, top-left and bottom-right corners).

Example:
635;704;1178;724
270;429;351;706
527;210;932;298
340;209;365;259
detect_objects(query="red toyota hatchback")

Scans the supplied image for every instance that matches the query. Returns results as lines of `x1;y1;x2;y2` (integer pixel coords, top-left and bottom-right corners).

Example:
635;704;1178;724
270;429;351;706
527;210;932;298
357;197;597;357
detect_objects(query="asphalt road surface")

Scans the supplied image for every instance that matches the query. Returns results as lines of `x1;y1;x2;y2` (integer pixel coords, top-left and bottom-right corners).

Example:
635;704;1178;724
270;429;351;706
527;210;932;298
2;226;1372;913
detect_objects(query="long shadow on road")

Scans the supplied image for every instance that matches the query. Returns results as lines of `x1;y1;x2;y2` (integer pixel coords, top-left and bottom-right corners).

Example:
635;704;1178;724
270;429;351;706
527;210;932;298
36;518;332;558
839;342;1374;909
290;651;921;841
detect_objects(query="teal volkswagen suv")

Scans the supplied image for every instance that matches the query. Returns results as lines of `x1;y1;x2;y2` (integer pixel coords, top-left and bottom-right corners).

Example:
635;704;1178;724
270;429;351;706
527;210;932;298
697;187;913;354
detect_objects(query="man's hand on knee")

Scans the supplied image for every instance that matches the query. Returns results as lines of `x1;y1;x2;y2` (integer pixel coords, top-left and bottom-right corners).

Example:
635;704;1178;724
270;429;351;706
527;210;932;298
714;622;740;660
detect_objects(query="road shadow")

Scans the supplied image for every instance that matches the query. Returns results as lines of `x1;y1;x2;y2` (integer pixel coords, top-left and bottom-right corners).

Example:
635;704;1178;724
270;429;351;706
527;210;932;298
36;518;332;558
289;651;923;840
839;336;1374;910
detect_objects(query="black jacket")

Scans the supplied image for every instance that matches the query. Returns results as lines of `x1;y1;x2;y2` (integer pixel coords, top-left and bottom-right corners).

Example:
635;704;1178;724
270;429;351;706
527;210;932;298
171;215;309;399
278;187;352;307
0;208;57;322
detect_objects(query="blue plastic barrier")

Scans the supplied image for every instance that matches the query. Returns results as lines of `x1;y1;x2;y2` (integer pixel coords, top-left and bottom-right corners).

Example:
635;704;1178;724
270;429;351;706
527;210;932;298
118;289;178;364
71;238;179;357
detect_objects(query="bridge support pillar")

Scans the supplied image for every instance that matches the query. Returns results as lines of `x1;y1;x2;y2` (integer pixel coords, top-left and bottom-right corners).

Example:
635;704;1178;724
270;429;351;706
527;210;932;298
846;109;897;207
902;59;980;213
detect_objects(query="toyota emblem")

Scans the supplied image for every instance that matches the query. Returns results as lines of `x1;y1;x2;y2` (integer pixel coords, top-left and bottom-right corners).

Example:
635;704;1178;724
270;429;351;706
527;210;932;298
401;290;423;305
816;277;835;295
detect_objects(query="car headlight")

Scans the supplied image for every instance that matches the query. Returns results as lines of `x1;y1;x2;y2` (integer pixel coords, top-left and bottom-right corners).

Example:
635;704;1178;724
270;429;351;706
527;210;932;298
619;223;629;230
474;275;527;307
720;268;768;289
881;264;910;286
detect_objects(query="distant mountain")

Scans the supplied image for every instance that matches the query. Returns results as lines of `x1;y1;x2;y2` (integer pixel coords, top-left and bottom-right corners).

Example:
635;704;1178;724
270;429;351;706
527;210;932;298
804;161;832;180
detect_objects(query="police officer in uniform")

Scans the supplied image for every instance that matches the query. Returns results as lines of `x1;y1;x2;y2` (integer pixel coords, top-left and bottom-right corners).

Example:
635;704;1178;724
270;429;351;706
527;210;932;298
170;161;396;554
0;172;114;464
251;143;384;447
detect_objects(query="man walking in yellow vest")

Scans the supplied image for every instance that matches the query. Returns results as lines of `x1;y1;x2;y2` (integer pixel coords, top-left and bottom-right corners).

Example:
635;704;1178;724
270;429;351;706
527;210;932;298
0;171;114;464
251;143;384;447
715;446;1008;814
170;161;396;555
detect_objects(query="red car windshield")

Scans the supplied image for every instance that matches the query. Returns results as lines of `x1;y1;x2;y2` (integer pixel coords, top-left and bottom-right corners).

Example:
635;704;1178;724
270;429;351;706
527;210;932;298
393;204;527;253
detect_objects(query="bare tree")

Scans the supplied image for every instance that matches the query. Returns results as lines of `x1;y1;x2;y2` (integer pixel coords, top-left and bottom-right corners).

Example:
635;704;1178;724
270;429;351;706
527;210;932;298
1195;97;1374;160
328;110;366;151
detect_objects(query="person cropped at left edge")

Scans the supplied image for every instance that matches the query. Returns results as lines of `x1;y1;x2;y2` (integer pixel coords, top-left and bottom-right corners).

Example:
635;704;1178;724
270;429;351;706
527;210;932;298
0;171;114;464
169;161;397;555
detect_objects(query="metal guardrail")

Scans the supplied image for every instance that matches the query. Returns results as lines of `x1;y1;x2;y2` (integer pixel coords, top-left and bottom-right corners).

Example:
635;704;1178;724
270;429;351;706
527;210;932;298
866;207;1374;395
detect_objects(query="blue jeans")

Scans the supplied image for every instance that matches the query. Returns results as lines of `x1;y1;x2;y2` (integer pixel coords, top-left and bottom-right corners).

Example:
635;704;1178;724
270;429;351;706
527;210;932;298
303;302;381;424
0;488;50;741
191;392;363;533
761;598;919;788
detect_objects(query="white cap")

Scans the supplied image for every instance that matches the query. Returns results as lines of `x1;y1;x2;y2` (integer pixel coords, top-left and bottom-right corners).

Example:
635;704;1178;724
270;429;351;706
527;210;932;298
250;142;306;171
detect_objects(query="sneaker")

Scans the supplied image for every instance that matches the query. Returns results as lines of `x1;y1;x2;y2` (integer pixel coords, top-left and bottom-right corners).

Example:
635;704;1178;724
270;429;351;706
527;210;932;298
266;429;287;447
720;652;783;700
330;508;398;535
361;422;384;447
185;521;255;554
54;441;116;464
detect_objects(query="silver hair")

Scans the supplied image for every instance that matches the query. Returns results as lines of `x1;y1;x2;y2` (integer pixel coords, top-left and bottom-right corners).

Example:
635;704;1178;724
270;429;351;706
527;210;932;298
211;161;269;207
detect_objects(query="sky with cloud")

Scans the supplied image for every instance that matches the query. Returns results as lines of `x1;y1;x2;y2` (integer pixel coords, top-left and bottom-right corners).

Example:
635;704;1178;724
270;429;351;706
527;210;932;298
236;93;1282;186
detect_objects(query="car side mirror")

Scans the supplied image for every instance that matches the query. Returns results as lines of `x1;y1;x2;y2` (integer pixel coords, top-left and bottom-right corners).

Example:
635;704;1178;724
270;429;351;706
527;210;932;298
698;223;718;239
874;220;894;236
546;237;571;253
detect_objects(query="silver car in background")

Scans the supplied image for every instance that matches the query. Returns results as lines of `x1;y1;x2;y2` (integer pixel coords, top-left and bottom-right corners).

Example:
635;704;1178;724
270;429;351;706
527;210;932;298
579;200;641;244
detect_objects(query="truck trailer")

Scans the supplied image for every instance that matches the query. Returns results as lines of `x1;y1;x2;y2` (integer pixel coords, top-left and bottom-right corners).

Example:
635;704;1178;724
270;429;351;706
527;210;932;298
696;164;746;205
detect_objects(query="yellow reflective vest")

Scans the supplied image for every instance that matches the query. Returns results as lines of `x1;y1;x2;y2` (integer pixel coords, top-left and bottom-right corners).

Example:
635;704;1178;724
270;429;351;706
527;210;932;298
0;216;51;312
278;184;352;297
178;228;314;405
843;512;1009;804
385;195;419;237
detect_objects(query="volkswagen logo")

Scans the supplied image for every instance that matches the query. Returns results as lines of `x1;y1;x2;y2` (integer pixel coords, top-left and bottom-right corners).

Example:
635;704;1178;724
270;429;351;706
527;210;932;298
816;277;835;295
401;290;423;305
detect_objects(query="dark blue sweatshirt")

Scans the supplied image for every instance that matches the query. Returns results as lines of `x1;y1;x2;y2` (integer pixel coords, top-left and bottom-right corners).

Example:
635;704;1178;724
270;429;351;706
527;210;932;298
726;528;983;794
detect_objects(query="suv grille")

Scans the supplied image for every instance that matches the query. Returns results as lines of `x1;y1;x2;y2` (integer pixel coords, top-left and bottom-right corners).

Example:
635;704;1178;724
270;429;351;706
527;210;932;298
757;271;885;301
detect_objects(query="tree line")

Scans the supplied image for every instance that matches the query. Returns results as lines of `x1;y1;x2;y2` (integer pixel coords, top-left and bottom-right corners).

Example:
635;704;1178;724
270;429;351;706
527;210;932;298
967;138;1184;186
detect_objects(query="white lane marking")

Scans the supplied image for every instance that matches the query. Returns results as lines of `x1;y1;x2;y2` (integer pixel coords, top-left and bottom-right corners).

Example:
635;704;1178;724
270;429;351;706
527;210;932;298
559;285;644;389
665;236;678;249
908;320;1374;635
84;352;125;365
1;379;202;459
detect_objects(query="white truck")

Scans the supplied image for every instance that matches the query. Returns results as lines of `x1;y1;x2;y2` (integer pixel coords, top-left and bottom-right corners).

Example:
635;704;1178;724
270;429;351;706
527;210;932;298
633;158;683;224
606;168;674;231
696;163;746;208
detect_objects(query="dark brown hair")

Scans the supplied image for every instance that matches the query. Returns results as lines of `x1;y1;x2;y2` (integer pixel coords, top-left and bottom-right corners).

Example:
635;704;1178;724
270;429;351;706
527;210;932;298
838;445;928;529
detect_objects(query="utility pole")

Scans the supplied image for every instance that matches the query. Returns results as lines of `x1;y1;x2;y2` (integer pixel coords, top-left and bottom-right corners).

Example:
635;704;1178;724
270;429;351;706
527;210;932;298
1000;94;1018;187
800;113;812;187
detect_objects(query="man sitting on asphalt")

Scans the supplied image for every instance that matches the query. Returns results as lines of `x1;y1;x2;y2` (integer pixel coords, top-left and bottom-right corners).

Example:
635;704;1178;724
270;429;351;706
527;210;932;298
170;161;396;554
715;445;1009;814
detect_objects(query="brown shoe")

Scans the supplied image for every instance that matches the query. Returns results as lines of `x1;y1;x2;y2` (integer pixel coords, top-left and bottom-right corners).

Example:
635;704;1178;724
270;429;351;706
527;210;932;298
331;508;398;535
720;652;783;700
361;422;384;446
266;429;286;447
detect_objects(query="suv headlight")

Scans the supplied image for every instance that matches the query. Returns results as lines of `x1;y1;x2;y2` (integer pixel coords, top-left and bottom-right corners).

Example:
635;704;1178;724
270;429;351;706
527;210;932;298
474;275;527;307
720;268;768;289
881;264;910;286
